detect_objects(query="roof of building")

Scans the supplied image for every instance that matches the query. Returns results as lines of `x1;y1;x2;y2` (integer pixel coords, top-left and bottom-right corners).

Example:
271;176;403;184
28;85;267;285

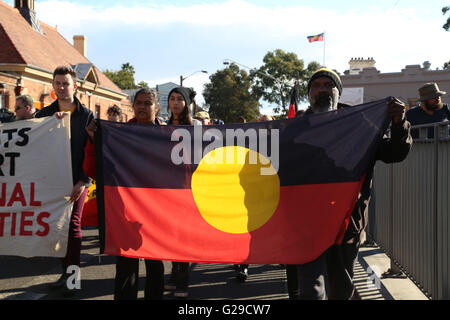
0;1;124;96
156;82;179;92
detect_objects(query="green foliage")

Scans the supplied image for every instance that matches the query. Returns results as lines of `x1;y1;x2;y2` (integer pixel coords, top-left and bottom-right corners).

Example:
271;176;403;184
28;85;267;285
103;62;141;90
137;80;150;88
443;6;450;31
250;49;320;116
203;63;260;123
444;60;450;69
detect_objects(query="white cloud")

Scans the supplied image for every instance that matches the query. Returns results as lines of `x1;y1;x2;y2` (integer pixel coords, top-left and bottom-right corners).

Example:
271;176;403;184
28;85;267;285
35;0;449;73
36;0;312;29
32;0;449;115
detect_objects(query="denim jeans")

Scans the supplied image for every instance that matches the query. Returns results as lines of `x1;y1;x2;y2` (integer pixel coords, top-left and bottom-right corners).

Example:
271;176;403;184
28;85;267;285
62;188;88;270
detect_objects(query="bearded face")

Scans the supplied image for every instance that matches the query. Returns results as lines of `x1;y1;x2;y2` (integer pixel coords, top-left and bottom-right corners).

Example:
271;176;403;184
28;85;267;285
423;97;443;111
308;77;340;114
311;92;337;113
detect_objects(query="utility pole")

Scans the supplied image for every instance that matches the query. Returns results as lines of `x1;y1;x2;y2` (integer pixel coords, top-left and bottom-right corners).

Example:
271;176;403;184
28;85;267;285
180;70;208;86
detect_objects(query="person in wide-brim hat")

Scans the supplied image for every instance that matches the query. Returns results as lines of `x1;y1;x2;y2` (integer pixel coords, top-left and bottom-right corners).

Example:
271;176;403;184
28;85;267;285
418;82;447;101
406;82;450;139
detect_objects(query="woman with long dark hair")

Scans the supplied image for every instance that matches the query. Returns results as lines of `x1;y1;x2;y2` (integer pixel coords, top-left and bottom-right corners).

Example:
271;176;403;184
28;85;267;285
167;86;197;125
164;86;198;298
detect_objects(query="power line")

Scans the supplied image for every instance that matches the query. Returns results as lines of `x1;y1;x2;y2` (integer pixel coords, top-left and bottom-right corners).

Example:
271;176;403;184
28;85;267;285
387;0;400;14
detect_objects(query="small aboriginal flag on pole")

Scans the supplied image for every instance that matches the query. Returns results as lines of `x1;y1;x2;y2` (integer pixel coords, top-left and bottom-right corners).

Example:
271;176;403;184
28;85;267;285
307;32;324;43
307;31;326;65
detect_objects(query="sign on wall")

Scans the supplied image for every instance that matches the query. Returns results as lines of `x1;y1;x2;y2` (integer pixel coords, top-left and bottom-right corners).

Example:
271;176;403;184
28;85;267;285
340;87;364;106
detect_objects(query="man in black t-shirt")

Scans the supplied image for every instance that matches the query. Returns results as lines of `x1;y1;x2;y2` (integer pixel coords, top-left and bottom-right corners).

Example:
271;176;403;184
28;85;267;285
406;82;449;138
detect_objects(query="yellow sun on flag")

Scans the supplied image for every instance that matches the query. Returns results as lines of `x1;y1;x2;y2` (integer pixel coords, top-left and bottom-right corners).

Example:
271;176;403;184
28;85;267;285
191;146;280;234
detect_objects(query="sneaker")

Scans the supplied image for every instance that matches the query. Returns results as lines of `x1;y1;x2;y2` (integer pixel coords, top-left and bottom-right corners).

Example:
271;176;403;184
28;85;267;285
351;290;362;300
49;273;68;290
61;286;78;297
236;266;248;283
164;275;177;291
174;286;189;298
164;282;176;291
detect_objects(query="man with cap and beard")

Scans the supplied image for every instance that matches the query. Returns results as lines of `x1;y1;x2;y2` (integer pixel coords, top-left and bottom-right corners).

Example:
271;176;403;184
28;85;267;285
295;68;412;300
406;82;449;139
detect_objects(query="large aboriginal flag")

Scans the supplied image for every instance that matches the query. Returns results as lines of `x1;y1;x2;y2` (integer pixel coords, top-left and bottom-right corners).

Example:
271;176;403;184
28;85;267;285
95;98;390;264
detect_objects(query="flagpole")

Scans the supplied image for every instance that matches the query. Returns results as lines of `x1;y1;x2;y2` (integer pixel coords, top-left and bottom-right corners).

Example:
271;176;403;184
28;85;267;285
323;31;326;67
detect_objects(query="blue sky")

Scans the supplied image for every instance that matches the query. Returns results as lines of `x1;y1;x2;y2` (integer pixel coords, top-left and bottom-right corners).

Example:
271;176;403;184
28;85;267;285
5;0;450;113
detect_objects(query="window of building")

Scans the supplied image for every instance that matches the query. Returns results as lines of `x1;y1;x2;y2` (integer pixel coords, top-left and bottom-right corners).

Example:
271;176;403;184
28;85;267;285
0;84;6;109
95;104;101;119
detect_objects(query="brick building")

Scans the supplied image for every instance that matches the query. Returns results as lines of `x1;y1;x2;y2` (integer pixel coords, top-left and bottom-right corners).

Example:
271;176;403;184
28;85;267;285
340;57;450;108
0;0;133;120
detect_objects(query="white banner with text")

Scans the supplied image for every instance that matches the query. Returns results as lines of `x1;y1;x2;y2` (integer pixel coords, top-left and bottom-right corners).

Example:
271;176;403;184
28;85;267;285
0;116;73;257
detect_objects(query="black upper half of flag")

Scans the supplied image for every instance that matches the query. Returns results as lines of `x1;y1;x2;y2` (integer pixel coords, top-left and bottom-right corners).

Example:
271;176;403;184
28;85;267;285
98;98;390;189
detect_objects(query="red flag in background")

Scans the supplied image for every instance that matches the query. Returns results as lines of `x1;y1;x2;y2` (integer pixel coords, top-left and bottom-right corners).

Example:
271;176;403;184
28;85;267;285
288;82;298;118
81;140;98;227
81;180;98;227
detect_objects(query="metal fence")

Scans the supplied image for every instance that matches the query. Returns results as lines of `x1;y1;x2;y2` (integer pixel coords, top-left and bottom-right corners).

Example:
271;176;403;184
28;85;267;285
369;121;450;300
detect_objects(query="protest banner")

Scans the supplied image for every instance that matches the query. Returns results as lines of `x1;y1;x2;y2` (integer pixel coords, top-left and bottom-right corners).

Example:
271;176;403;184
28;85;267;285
0;116;73;258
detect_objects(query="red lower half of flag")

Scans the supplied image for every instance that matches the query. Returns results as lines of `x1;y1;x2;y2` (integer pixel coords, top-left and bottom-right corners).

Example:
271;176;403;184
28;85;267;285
103;179;363;264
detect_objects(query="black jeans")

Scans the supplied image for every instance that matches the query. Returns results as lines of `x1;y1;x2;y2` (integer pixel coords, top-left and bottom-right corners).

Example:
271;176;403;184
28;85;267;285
296;242;360;300
285;265;299;300
114;256;164;300
297;251;329;300
327;241;360;299
171;262;190;289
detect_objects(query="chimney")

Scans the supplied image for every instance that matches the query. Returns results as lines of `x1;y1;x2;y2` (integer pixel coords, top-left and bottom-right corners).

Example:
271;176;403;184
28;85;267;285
14;0;43;34
73;35;87;57
348;57;376;74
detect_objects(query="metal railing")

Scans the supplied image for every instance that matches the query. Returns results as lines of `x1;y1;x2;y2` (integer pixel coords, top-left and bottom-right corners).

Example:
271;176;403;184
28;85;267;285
369;121;450;299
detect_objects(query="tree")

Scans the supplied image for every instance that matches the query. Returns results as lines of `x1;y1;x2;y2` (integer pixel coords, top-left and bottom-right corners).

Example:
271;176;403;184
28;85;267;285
104;62;139;90
137;80;150;88
203;63;260;123
250;49;320;116
444;61;450;69
443;6;450;31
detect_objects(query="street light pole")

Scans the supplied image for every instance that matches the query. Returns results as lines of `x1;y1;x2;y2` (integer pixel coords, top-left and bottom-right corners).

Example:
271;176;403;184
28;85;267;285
223;58;296;114
180;70;208;86
222;59;290;87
